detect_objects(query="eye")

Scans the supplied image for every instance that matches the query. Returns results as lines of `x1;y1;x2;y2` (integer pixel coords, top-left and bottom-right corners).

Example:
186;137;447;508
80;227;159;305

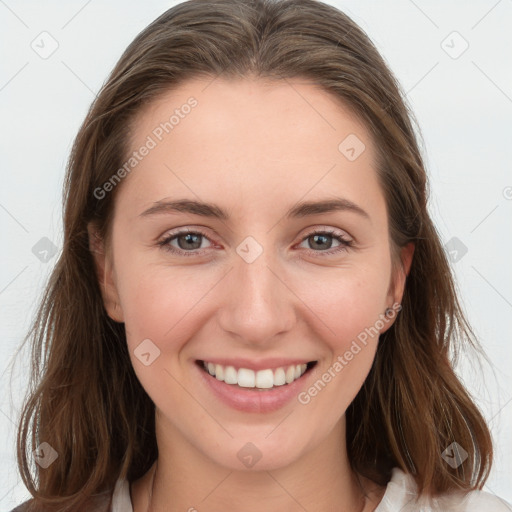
157;227;354;258
158;228;213;256
297;228;353;256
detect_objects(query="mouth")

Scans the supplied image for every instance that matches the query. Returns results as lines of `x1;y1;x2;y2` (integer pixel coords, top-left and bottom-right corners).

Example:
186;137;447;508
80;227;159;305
195;359;318;391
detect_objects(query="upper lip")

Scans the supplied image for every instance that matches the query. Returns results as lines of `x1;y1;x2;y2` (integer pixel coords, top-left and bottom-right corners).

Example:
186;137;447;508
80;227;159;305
197;358;316;372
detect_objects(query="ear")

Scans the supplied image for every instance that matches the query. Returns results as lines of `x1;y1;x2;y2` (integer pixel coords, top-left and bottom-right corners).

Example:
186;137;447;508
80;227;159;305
382;242;414;331
391;242;415;305
87;222;124;323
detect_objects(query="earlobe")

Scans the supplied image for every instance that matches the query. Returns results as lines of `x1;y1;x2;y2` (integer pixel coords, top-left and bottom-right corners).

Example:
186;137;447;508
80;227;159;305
87;222;124;323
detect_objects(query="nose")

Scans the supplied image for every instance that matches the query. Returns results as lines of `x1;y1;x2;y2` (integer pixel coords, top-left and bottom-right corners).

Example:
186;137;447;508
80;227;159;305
217;242;296;347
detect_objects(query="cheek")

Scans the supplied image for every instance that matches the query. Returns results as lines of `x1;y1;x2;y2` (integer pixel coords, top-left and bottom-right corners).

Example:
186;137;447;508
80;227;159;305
118;265;214;349
293;262;392;347
116;267;214;412
290;264;390;408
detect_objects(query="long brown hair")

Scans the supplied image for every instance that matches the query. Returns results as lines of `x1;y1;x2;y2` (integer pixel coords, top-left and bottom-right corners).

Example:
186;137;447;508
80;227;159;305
13;0;492;510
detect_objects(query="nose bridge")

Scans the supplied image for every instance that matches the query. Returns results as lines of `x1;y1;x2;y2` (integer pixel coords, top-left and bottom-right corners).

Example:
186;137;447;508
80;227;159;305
218;236;295;343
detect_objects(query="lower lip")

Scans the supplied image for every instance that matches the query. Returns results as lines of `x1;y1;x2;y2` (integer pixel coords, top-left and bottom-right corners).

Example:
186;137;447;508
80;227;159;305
195;361;316;413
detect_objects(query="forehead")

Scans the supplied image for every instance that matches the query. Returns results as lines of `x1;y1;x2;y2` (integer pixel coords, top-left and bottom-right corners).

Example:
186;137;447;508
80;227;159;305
119;76;384;223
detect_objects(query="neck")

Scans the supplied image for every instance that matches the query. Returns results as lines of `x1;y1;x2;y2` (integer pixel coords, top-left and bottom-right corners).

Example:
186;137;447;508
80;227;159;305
134;412;374;512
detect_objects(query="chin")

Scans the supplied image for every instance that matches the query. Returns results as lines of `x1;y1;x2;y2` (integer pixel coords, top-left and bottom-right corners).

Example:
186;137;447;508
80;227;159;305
198;431;311;472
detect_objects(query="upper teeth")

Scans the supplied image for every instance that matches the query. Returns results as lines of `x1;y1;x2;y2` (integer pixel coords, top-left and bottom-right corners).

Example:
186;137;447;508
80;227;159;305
203;361;308;389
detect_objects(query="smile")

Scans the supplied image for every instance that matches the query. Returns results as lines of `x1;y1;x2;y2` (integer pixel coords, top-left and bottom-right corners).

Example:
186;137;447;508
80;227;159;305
199;360;316;389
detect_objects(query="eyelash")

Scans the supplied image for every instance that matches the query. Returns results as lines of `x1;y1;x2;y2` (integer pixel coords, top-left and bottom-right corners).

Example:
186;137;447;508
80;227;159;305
157;227;354;258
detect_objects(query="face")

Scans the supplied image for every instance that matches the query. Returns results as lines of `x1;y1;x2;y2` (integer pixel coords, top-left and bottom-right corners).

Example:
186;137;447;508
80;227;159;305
91;77;410;472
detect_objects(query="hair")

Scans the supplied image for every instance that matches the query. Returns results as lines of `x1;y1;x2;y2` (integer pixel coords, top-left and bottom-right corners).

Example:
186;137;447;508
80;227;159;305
12;0;492;510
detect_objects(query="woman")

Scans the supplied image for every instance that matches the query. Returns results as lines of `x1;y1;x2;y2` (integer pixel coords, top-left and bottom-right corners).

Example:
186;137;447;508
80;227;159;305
11;0;511;511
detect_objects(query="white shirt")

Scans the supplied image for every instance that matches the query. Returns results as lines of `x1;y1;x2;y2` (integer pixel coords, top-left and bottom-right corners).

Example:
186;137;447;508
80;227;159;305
111;467;512;511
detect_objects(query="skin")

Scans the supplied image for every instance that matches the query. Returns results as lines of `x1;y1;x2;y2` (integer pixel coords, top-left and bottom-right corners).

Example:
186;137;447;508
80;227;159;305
89;76;414;512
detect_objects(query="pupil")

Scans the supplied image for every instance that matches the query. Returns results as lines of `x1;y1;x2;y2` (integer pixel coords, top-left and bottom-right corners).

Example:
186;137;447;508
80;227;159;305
311;234;331;250
179;233;201;250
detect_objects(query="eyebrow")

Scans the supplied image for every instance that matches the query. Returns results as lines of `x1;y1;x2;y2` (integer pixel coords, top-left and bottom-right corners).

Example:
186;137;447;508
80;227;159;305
138;197;370;221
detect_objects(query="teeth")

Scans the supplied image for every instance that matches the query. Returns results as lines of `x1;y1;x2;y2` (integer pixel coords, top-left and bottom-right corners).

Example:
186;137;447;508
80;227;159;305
285;365;295;384
224;365;237;385
255;369;274;389
238;368;255;387
215;364;224;381
274;367;286;386
202;361;310;389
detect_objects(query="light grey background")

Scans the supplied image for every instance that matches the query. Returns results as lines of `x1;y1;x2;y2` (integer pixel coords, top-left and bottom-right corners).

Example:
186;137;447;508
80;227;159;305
1;0;511;508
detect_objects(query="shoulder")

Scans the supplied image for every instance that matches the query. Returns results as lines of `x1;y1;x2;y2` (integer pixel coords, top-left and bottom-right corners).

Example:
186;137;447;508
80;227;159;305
111;478;133;511
376;468;512;512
